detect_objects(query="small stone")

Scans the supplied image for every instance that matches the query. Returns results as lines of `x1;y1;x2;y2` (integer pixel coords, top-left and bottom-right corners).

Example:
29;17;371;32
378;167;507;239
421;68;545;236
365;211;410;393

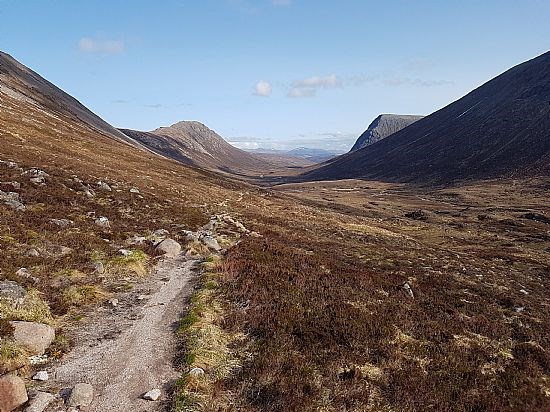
108;298;119;307
0;374;28;412
24;391;55;412
155;238;182;257
118;248;132;256
29;355;48;366
189;367;205;377
126;236;147;246
514;306;526;313
519;289;529;295
32;371;49;381
402;282;414;299
67;383;94;407
129;187;140;194
96;181;112;191
26;248;40;257
95;216;111;229
136;294;148;301
29;177;45;185
49;218;73;228
142;388;161;401
91;261;105;274
10;321;55;355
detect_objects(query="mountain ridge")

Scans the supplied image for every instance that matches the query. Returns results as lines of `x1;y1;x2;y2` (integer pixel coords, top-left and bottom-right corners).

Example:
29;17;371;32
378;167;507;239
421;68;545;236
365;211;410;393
350;114;424;151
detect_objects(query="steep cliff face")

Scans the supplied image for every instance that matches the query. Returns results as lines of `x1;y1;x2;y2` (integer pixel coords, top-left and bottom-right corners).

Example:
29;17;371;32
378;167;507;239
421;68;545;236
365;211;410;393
350;114;423;151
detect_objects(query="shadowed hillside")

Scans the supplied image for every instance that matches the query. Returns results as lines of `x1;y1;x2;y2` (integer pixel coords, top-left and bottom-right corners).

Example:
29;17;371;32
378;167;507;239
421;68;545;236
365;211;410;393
302;51;550;183
350;114;423;151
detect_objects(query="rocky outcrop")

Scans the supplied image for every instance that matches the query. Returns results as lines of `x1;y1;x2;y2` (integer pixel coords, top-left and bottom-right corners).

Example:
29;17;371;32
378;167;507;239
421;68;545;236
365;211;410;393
350;114;423;151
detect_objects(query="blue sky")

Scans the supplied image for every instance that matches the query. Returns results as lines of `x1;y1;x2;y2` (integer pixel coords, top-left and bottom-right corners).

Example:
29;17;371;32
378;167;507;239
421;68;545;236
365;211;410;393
1;0;549;151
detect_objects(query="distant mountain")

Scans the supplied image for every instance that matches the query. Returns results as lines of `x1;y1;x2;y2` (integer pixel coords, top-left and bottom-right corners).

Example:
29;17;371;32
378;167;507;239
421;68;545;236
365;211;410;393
301;51;550;183
121;121;279;175
0;51;142;148
350;114;423;151
249;147;343;163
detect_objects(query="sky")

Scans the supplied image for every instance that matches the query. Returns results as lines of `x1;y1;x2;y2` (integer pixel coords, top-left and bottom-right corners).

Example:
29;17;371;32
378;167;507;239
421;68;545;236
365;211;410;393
0;0;549;152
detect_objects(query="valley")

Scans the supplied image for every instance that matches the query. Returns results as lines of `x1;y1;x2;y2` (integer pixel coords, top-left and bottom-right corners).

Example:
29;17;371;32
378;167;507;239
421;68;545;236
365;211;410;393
0;38;549;412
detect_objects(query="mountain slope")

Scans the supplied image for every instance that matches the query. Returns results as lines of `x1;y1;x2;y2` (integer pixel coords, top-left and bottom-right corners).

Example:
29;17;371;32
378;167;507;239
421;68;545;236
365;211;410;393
0;51;142;148
302;51;550;183
121;122;280;175
350;114;423;151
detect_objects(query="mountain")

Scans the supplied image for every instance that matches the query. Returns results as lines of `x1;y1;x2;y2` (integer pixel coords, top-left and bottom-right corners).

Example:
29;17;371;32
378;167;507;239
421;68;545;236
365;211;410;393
120;122;284;175
0;51;142;148
350;114;423;151
301;51;550;183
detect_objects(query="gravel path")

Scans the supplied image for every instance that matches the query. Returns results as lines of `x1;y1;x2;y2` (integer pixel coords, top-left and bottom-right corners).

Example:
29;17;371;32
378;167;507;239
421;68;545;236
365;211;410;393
45;255;197;411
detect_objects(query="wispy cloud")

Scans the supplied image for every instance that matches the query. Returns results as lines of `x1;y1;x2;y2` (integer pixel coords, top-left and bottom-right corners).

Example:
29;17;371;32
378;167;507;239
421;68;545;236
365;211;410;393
78;37;124;54
253;80;272;97
271;0;292;6
383;77;454;87
288;74;342;98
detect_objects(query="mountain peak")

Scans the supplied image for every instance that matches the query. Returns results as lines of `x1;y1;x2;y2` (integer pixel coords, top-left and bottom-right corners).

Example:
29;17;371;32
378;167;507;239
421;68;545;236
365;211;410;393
350;114;424;151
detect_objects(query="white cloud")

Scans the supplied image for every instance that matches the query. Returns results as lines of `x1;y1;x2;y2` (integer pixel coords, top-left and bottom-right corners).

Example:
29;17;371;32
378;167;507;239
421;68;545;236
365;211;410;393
288;74;342;98
253;80;272;97
78;37;124;54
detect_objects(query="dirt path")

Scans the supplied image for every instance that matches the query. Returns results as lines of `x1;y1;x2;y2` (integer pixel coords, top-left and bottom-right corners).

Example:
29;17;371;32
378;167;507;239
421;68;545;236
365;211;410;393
44;255;197;411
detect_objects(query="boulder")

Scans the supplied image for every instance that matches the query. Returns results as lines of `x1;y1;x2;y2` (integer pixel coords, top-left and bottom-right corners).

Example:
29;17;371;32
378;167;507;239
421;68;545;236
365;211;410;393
25;248;40;258
24;391;55;412
0;374;28;412
0;281;26;303
10;321;55;355
91;261;105;274
201;236;221;251
23;168;49;179
189;367;205;377
402;282;414;299
66;383;94;407
3;199;26;211
155;238;181;257
16;268;39;284
142;388;161;401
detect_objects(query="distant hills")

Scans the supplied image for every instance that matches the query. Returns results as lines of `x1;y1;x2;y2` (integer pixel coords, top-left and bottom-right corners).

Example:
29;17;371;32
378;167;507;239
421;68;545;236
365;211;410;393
350;114;423;151
120;122;278;175
301;51;550;183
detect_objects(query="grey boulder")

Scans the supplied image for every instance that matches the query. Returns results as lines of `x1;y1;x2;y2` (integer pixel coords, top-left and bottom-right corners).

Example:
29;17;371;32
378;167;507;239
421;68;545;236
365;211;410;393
10;321;55;355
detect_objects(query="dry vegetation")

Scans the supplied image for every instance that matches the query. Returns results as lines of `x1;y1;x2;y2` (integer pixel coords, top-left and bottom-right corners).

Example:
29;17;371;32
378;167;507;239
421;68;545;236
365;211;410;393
180;178;550;411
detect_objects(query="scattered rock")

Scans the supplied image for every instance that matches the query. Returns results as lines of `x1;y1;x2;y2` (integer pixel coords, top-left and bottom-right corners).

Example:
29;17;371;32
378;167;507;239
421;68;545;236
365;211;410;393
155;238;182;257
95;216;111;229
142;388;161;401
189;367;205;377
23;168;49;179
0;190;26;211
10;321;55;355
0;160;20;169
49;218;73;228
15;267;39;284
402;282;414;299
29;177;45;185
108;298;119;307
28;355;48;366
32;371;49;381
66;383;94;407
126;235;147;246
0;374;28;412
183;231;199;242
514;306;526;313
26;248;40;258
0;280;26;303
24;391;55;412
91;261;105;274
201;235;221;251
96;181;112;191
118;248;132;256
405;210;427;221
519;289;529;295
136;294;148;301
129;187;140;194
